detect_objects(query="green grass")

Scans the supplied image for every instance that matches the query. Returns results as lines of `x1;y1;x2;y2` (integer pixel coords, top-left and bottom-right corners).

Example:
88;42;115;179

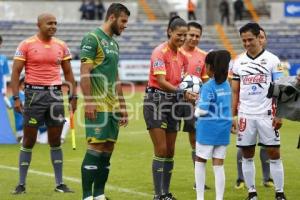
1;92;300;199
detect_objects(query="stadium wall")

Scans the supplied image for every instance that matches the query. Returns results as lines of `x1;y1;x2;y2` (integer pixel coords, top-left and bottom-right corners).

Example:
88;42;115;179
0;1;138;22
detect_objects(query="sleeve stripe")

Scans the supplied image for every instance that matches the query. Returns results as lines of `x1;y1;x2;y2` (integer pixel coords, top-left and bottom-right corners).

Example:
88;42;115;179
153;71;166;75
62;56;72;61
14;57;26;61
81;57;94;64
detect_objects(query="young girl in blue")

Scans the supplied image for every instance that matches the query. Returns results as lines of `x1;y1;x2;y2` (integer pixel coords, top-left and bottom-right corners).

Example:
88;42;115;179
194;50;232;200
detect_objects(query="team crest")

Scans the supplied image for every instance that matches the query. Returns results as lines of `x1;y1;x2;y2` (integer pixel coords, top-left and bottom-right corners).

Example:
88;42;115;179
101;39;109;47
238;117;247;132
94;127;101;134
196;66;201;73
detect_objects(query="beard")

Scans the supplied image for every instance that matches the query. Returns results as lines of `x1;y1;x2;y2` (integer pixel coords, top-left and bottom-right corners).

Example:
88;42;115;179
111;20;121;36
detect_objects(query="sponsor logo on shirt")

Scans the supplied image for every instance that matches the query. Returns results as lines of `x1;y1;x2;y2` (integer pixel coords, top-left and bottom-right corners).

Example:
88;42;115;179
240;62;248;65
82;45;92;51
105;49;118;55
260;58;267;65
153;59;165;68
248;85;262;95
242;74;266;85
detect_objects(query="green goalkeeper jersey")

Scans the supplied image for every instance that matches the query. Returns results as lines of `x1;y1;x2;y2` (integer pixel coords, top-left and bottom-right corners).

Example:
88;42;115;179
80;28;119;112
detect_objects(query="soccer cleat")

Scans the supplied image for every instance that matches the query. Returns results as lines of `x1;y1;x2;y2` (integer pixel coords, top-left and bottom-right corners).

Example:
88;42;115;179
153;195;162;200
204;184;211;190
245;192;258;200
54;184;74;193
162;193;177;200
94;195;110;200
12;184;26;195
263;178;274;188
193;183;211;190
235;179;246;189
275;192;287;200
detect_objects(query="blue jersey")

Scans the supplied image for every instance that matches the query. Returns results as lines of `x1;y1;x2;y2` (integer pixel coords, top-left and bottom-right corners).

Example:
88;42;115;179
10;91;25;131
0;54;9;91
195;79;232;145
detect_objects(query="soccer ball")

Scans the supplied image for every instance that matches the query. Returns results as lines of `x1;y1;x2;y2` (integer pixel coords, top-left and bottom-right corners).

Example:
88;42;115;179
179;75;203;93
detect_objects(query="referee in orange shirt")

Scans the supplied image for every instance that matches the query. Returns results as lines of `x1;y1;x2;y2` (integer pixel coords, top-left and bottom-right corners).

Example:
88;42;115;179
10;13;77;195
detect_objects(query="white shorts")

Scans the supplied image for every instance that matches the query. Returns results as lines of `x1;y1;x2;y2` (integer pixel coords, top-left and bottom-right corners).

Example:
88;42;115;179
195;142;227;160
236;113;280;147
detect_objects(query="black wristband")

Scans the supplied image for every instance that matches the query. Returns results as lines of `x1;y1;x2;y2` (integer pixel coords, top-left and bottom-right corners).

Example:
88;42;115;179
69;95;78;101
175;88;186;95
13;95;19;101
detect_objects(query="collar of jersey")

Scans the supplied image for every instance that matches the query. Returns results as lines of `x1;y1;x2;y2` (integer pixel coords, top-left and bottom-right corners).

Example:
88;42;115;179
246;49;265;60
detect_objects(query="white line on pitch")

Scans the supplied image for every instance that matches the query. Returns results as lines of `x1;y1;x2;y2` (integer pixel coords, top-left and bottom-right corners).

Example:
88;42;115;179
0;164;152;197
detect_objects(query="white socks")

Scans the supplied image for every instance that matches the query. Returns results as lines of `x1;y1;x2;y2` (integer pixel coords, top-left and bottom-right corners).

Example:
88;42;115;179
195;162;225;200
242;157;284;193
213;165;225;200
242;157;256;192
195;161;206;200
270;159;284;193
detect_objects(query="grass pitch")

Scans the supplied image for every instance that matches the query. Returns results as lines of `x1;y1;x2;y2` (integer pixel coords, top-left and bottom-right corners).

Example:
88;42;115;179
0;92;300;200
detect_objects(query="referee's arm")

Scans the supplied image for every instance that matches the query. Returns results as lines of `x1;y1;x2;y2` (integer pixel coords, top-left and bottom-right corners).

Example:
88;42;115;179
11;59;25;113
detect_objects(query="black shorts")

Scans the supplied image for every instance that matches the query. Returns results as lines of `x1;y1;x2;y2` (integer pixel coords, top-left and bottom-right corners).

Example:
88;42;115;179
143;91;180;133
23;86;65;128
176;102;196;133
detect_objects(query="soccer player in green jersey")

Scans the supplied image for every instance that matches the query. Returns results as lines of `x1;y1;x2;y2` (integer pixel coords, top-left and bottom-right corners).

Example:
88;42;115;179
79;3;130;200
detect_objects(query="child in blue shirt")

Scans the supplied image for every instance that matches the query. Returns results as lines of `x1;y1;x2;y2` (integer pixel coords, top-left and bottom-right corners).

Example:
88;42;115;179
194;50;232;200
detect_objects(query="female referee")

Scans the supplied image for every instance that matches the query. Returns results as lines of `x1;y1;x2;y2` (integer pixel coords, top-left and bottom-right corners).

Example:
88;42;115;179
143;16;197;200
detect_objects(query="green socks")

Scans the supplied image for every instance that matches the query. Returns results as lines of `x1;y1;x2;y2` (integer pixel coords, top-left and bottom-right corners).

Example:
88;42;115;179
81;149;112;199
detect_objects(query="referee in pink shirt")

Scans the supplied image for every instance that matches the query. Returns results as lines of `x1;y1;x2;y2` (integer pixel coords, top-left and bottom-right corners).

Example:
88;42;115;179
10;13;77;195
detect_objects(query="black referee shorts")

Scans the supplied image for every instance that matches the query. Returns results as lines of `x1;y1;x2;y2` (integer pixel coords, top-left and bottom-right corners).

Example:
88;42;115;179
143;91;180;133
176;102;196;133
23;85;65;128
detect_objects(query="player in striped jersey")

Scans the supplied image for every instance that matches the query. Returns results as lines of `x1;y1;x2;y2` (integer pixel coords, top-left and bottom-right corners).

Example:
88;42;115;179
232;23;286;200
234;27;275;190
